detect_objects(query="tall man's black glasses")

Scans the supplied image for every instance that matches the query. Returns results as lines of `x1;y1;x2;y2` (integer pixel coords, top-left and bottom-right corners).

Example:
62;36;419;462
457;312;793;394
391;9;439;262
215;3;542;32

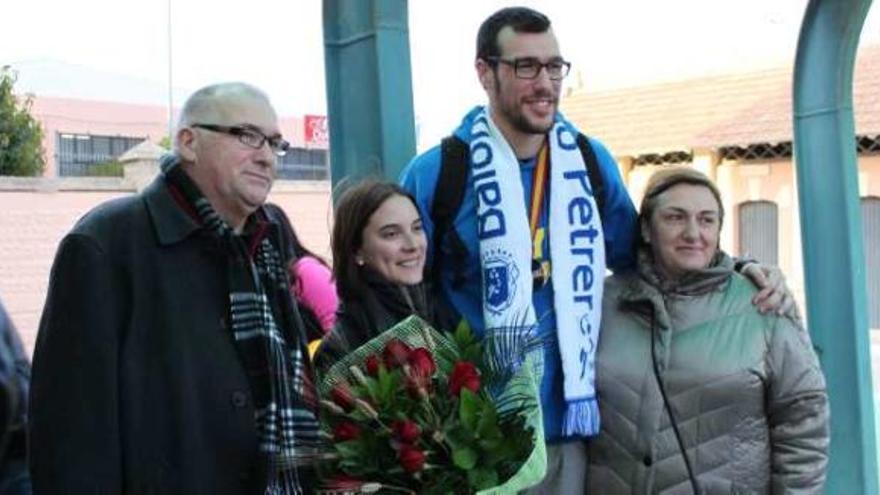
486;57;571;80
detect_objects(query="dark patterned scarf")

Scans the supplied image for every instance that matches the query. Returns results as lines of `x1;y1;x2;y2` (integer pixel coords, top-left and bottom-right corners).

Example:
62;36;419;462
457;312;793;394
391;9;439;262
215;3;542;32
161;155;319;494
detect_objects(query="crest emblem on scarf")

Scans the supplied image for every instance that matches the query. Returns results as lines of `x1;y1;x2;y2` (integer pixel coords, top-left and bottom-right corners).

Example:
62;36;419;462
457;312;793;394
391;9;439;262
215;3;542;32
484;249;519;315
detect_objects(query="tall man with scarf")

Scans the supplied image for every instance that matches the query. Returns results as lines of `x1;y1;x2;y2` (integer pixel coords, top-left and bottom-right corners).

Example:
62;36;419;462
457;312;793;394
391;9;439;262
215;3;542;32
30;83;319;494
400;7;794;493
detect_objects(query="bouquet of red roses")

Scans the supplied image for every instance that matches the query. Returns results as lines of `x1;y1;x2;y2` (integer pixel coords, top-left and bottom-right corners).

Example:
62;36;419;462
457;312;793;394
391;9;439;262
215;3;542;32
316;316;545;494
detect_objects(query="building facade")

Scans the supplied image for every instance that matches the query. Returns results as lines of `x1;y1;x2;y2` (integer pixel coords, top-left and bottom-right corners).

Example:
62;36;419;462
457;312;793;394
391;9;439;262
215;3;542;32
561;44;880;328
29;96;330;181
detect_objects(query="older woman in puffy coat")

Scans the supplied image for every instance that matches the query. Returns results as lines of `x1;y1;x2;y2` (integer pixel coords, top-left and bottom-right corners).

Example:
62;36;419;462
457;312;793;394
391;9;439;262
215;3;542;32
588;167;829;494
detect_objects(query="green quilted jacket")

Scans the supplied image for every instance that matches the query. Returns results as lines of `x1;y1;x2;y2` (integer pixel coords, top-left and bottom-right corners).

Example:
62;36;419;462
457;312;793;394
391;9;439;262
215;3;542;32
588;251;829;494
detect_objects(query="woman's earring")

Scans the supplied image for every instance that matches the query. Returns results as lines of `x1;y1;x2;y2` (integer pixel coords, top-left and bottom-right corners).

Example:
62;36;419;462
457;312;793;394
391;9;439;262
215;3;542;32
356;258;365;266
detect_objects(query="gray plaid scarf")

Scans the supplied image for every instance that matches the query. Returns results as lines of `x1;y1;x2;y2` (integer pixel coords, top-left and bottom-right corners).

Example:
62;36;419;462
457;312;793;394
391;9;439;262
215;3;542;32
161;155;319;493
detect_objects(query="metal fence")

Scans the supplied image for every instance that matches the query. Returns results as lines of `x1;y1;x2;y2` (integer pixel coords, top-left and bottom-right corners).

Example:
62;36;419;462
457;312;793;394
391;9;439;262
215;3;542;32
56;132;330;180
277;147;329;180
56;133;146;177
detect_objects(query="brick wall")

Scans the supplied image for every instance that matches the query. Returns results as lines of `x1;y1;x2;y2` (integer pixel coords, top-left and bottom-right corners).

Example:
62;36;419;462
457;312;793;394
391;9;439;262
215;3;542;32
0;177;332;356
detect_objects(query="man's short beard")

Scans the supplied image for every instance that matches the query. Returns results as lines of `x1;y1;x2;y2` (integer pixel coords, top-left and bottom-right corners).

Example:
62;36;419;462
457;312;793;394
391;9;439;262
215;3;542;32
509;111;554;135
494;79;554;134
496;100;554;135
491;75;555;135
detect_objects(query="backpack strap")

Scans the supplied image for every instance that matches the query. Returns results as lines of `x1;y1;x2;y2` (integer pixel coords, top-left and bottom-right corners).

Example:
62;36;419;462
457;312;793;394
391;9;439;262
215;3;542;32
576;133;606;214
431;136;470;287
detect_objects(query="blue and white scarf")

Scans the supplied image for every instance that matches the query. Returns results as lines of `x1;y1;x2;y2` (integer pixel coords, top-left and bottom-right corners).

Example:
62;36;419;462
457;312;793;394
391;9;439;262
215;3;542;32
470;109;606;436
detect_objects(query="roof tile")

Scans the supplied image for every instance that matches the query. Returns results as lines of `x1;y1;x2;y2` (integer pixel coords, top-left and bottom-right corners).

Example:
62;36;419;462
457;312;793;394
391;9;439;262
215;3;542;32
561;44;880;156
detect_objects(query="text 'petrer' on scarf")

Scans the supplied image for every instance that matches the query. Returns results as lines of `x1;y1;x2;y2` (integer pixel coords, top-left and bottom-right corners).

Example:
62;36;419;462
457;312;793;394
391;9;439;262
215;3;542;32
160;154;319;494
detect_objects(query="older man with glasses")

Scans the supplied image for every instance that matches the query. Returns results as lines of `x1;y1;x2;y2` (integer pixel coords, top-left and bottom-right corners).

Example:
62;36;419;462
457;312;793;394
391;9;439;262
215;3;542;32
30;82;319;494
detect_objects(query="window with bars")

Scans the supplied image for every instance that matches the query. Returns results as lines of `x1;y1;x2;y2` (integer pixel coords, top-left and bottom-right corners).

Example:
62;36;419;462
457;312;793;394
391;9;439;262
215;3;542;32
633;151;692;166
738;200;779;265
720;143;792;161
56;132;146;177
857;135;880;154
720;135;880;161
862;197;880;328
276;147;329;180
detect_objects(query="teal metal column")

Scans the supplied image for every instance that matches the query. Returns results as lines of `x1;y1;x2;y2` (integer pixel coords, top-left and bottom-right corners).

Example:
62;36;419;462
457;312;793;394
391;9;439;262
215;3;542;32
323;0;416;191
793;0;877;492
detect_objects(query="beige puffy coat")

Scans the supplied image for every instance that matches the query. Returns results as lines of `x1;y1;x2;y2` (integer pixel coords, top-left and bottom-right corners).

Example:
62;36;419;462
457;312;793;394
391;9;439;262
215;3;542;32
588;252;829;494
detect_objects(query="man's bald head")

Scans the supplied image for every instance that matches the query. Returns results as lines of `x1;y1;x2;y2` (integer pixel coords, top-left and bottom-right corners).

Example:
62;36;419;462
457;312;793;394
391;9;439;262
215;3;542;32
176;82;276;145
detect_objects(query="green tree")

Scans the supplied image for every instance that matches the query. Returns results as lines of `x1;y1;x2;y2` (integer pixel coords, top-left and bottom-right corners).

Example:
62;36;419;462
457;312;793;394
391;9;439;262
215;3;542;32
0;66;45;176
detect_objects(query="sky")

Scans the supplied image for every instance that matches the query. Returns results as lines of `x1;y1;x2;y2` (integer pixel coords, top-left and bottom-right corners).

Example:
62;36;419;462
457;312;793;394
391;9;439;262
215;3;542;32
2;0;879;149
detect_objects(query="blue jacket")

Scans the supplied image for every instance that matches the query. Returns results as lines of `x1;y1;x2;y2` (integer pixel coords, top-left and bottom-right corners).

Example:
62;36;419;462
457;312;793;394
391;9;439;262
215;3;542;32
400;106;637;442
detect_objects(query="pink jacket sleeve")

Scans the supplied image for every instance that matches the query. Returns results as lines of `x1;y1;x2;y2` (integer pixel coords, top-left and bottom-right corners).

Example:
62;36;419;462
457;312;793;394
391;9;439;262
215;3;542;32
289;256;338;333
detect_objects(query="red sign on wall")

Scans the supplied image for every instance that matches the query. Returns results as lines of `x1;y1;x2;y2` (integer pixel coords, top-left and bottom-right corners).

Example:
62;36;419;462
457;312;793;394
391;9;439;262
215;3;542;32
304;115;329;147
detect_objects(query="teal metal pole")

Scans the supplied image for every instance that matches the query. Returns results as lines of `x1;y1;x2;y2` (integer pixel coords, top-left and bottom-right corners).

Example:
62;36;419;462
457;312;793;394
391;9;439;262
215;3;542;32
322;0;416;193
793;0;877;492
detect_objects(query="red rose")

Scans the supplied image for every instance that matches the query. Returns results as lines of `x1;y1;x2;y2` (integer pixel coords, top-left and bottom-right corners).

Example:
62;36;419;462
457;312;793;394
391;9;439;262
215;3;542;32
333;421;362;442
407;347;436;379
364;355;382;377
383;339;412;369
449;361;481;397
398;444;426;473
391;420;421;444
330;383;356;412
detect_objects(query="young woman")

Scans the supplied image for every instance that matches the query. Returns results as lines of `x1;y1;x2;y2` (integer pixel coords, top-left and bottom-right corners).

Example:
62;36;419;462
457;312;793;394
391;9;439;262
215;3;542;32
314;180;452;373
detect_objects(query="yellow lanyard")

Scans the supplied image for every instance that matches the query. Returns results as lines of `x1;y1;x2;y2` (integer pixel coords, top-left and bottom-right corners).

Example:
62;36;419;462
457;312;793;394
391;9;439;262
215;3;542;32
529;140;549;244
529;140;552;289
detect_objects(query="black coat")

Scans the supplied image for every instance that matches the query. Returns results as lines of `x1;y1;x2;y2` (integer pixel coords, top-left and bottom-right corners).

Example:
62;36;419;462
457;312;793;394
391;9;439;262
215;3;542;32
30;178;275;494
0;301;30;495
314;270;456;375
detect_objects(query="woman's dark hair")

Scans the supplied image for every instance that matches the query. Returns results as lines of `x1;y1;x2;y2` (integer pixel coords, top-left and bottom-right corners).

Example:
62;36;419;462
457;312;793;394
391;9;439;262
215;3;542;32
263;202;327;266
331;179;420;300
476;7;551;61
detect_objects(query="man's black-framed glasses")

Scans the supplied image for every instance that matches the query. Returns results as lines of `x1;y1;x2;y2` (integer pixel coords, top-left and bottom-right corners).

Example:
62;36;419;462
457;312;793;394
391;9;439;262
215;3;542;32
192;123;290;157
486;57;571;80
